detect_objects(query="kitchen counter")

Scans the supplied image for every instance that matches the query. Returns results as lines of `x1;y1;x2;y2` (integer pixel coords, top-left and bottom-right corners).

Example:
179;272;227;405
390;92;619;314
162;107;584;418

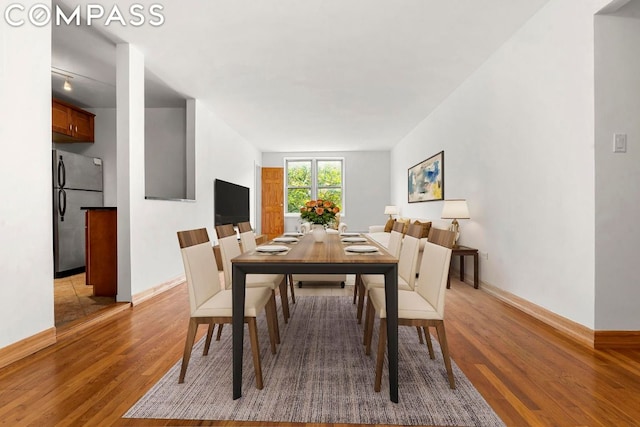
81;206;117;210
84;208;117;296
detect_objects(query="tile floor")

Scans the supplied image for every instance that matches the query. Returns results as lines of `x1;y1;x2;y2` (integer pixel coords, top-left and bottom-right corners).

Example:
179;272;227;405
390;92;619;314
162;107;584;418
54;273;116;326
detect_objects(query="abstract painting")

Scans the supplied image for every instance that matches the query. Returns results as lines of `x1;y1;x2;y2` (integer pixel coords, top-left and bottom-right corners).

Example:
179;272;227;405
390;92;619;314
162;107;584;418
408;151;444;203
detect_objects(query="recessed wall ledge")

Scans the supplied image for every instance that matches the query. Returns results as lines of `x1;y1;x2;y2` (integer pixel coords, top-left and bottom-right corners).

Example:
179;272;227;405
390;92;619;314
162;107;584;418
144;196;195;202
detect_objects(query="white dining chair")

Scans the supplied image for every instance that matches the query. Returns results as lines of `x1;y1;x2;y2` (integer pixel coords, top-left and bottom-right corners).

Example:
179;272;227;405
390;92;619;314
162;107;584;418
365;240;455;390
176;228;278;388
427;227;457;289
238;221;296;305
353;221;404;305
356;223;420;326
216;224;290;330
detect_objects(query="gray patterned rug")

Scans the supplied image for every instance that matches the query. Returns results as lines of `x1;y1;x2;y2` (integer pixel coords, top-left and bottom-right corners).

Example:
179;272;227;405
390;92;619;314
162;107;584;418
124;296;504;426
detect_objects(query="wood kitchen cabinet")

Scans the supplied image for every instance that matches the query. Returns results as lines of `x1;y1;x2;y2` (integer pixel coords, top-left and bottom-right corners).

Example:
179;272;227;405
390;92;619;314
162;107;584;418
84;207;117;297
52;98;95;143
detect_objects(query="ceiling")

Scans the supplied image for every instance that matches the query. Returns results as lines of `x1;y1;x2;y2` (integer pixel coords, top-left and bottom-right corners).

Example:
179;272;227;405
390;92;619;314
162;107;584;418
54;0;551;152
51;3;186;109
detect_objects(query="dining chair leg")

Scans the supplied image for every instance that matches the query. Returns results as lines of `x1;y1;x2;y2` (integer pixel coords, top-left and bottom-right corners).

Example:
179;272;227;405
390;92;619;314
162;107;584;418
435;321;455;389
271;290;281;344
374;318;387;392
424;326;435;359
265;294;278;354
364;298;375;355
416;326;424;345
353;274;360;304
178;318;199;383
248;317;264;390
362;295;368;345
356;280;366;323
203;321;215;355
216;323;224;341
279;278;290;323
288;274;296;304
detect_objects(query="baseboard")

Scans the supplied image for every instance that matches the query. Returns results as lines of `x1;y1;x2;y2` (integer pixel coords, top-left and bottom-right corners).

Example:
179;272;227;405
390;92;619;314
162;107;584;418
479;281;595;348
0;327;56;370
1;277;184;369
55;302;131;342
594;331;640;349
131;275;185;306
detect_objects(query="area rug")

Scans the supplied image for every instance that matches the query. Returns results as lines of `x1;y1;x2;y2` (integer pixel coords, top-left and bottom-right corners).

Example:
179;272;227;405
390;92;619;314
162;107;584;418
124;296;504;426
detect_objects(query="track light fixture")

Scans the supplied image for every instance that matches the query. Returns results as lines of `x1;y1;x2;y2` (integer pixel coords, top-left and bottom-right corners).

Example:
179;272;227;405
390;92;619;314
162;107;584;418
51;69;74;92
51;67;114;95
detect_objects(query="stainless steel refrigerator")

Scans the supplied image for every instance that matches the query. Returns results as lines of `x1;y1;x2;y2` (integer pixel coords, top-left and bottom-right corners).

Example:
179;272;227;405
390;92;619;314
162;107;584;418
53;149;104;278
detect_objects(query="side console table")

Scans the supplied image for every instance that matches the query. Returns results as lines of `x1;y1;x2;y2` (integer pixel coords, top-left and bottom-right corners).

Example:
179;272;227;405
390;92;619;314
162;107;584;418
448;245;479;289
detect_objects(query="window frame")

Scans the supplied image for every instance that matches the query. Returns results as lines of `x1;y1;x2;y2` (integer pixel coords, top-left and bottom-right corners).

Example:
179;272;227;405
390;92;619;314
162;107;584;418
284;157;345;217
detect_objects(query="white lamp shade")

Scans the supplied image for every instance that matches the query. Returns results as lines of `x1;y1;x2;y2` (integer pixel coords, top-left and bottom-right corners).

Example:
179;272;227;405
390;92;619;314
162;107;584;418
384;205;399;215
441;199;470;219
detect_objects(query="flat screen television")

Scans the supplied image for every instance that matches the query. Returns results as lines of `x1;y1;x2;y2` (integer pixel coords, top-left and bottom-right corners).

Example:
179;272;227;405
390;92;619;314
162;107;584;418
214;179;250;226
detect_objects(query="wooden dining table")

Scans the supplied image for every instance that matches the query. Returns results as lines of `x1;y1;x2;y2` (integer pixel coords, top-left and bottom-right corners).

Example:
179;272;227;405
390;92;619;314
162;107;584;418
231;232;400;402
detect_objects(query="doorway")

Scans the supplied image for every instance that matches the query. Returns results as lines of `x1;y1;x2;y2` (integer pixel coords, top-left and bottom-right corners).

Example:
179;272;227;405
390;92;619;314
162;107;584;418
261;167;285;240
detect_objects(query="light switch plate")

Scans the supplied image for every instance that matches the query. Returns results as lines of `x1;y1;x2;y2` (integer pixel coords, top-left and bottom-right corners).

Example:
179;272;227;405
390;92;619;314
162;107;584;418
614;134;627;153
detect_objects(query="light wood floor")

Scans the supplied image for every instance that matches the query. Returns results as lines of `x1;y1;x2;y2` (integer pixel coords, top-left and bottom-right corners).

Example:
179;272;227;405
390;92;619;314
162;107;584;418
1;276;639;426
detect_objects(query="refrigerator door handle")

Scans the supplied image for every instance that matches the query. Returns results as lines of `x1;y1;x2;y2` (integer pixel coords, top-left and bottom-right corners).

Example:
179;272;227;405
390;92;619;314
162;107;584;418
58;155;66;188
58;189;66;222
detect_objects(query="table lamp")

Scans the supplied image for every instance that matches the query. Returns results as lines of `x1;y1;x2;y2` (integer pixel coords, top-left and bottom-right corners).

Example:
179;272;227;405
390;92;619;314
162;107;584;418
384;205;398;220
441;199;470;243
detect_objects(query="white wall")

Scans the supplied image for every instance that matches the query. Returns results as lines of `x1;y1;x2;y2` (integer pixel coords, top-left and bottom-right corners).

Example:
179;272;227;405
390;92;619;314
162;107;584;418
594;2;640;330
391;0;610;329
114;44;262;299
262;151;390;232
128;98;261;296
93;108;118;206
116;43;144;302
0;28;261;351
0;6;55;348
145;107;187;199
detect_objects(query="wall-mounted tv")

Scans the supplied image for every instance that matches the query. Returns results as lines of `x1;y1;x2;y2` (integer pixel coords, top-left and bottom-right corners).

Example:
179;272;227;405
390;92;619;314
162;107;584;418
214;179;250;226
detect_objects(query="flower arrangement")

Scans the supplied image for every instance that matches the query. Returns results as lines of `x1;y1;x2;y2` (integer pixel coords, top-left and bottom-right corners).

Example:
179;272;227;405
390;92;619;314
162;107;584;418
300;199;340;226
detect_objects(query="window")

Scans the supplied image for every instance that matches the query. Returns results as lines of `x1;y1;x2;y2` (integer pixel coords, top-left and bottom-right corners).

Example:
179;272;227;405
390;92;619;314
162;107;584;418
286;158;344;214
286;160;312;213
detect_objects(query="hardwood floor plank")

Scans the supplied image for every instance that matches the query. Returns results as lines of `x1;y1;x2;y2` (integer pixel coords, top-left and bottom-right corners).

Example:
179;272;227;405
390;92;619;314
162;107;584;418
1;279;640;426
474;364;548;426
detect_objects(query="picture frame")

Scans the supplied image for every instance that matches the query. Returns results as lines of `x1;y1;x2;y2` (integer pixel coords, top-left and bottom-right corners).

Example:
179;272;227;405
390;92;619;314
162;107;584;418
408;151;444;203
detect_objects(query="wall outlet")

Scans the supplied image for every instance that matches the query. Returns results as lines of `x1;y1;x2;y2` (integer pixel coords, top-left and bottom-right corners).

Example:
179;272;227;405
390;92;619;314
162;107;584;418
479;251;488;260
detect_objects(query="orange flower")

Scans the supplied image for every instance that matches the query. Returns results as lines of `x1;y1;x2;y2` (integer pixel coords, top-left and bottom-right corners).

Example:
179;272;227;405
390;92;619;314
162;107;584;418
300;199;340;225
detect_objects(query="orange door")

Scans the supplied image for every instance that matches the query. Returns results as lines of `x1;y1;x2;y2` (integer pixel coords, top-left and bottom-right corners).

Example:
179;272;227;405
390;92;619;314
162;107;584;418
261;167;284;240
